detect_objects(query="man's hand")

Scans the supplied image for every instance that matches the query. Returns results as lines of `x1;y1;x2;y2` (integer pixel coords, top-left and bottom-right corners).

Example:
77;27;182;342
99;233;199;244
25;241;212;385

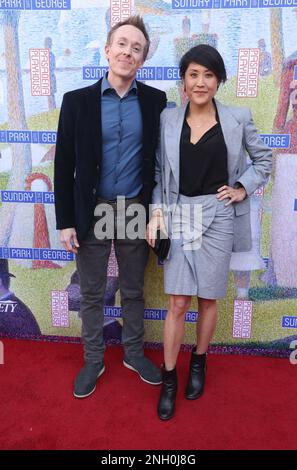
60;228;80;254
217;185;247;206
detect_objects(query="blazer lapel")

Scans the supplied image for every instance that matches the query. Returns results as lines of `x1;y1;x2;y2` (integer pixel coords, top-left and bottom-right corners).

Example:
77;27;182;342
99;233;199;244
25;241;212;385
215;99;243;178
137;82;153;155
164;104;187;191
87;79;103;164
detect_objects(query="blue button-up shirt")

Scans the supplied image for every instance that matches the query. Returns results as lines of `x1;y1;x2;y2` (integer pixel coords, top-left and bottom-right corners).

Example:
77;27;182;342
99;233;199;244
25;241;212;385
97;74;143;200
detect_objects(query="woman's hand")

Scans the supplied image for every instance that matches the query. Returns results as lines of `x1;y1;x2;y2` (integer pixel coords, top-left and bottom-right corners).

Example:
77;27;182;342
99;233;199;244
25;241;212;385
146;210;166;248
217;185;247;206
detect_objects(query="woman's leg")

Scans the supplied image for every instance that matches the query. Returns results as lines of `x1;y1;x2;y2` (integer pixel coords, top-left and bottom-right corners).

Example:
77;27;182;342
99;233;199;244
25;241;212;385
185;297;217;400
158;294;191;420
196;298;217;353
164;294;192;370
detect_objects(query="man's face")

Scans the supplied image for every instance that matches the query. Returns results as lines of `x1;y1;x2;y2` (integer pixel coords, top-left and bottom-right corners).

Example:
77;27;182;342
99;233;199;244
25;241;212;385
105;25;147;81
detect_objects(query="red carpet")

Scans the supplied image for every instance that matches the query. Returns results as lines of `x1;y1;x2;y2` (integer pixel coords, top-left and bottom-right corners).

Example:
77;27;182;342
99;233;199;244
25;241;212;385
0;338;295;450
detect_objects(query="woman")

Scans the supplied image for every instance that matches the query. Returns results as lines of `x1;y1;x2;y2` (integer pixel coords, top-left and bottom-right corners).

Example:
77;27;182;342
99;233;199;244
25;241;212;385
147;45;272;421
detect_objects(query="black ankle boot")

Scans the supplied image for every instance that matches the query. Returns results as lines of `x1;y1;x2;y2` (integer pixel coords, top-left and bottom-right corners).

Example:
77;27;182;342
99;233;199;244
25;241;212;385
185;348;206;400
157;366;177;420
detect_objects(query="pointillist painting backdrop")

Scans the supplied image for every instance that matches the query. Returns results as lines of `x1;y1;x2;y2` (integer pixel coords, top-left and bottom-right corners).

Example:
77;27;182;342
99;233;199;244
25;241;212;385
0;0;296;356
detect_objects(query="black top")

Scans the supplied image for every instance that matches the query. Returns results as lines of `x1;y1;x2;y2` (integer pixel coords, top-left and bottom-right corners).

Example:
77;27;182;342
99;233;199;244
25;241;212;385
179;105;228;197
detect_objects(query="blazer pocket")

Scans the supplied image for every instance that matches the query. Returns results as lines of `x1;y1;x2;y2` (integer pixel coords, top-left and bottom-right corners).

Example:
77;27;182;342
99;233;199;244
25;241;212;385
234;197;250;216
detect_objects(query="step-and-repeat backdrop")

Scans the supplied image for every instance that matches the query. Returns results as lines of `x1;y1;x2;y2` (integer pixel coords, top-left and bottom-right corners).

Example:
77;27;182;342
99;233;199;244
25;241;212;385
0;0;297;356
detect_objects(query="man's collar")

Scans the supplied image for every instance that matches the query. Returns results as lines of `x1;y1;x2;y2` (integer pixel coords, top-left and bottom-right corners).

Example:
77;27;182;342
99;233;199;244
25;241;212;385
101;73;137;96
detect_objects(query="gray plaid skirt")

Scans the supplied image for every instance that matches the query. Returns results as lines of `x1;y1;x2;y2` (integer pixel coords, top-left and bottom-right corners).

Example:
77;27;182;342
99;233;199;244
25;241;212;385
164;194;234;299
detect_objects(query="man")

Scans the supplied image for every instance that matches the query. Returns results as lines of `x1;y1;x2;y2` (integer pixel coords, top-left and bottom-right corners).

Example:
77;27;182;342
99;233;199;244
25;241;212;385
54;16;167;398
257;39;272;77
0;259;41;338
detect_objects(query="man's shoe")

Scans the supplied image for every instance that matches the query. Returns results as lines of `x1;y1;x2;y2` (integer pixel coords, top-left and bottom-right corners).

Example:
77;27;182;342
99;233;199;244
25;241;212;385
123;355;162;385
73;362;105;398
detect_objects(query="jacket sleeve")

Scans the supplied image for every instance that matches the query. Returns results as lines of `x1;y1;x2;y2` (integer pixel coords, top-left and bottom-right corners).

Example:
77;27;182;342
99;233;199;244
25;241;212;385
54;93;76;229
236;108;272;196
151;108;167;211
160;90;167;113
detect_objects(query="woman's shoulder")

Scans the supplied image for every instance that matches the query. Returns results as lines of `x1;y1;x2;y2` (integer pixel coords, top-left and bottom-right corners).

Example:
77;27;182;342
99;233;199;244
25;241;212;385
160;103;186;123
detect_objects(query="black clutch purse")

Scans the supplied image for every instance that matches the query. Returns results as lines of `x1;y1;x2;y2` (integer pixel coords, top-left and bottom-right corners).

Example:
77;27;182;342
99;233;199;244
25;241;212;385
152;230;171;261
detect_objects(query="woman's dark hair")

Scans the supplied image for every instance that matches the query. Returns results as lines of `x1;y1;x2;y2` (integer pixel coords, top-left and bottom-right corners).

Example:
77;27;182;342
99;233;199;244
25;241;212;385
179;44;227;84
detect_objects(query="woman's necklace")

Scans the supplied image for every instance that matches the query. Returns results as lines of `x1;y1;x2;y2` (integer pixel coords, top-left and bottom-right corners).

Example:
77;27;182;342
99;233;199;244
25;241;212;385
187;112;214;129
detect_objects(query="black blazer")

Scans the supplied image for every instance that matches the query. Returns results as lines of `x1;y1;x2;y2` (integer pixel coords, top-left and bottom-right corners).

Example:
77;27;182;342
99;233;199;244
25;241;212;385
54;79;167;242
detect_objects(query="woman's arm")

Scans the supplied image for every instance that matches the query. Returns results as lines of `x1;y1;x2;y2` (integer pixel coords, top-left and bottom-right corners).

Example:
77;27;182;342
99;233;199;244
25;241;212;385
151;109;167;211
148;109;168;246
236;108;272;196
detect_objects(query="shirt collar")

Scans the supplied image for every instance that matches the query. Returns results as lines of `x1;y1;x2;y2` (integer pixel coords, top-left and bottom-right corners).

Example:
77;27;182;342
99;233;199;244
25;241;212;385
101;73;137;96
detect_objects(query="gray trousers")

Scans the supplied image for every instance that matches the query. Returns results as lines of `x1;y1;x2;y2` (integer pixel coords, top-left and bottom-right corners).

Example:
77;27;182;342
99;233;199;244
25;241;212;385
76;198;149;364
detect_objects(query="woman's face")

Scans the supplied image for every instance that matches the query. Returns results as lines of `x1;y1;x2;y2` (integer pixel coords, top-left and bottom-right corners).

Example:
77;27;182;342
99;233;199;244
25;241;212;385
183;62;219;106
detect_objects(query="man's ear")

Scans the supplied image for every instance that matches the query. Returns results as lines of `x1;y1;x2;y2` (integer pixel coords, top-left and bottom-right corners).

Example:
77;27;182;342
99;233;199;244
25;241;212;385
105;44;110;60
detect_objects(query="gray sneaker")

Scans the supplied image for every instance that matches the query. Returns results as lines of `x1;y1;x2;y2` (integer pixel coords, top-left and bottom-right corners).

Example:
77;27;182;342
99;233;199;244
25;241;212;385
73;362;105;398
123;355;162;385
